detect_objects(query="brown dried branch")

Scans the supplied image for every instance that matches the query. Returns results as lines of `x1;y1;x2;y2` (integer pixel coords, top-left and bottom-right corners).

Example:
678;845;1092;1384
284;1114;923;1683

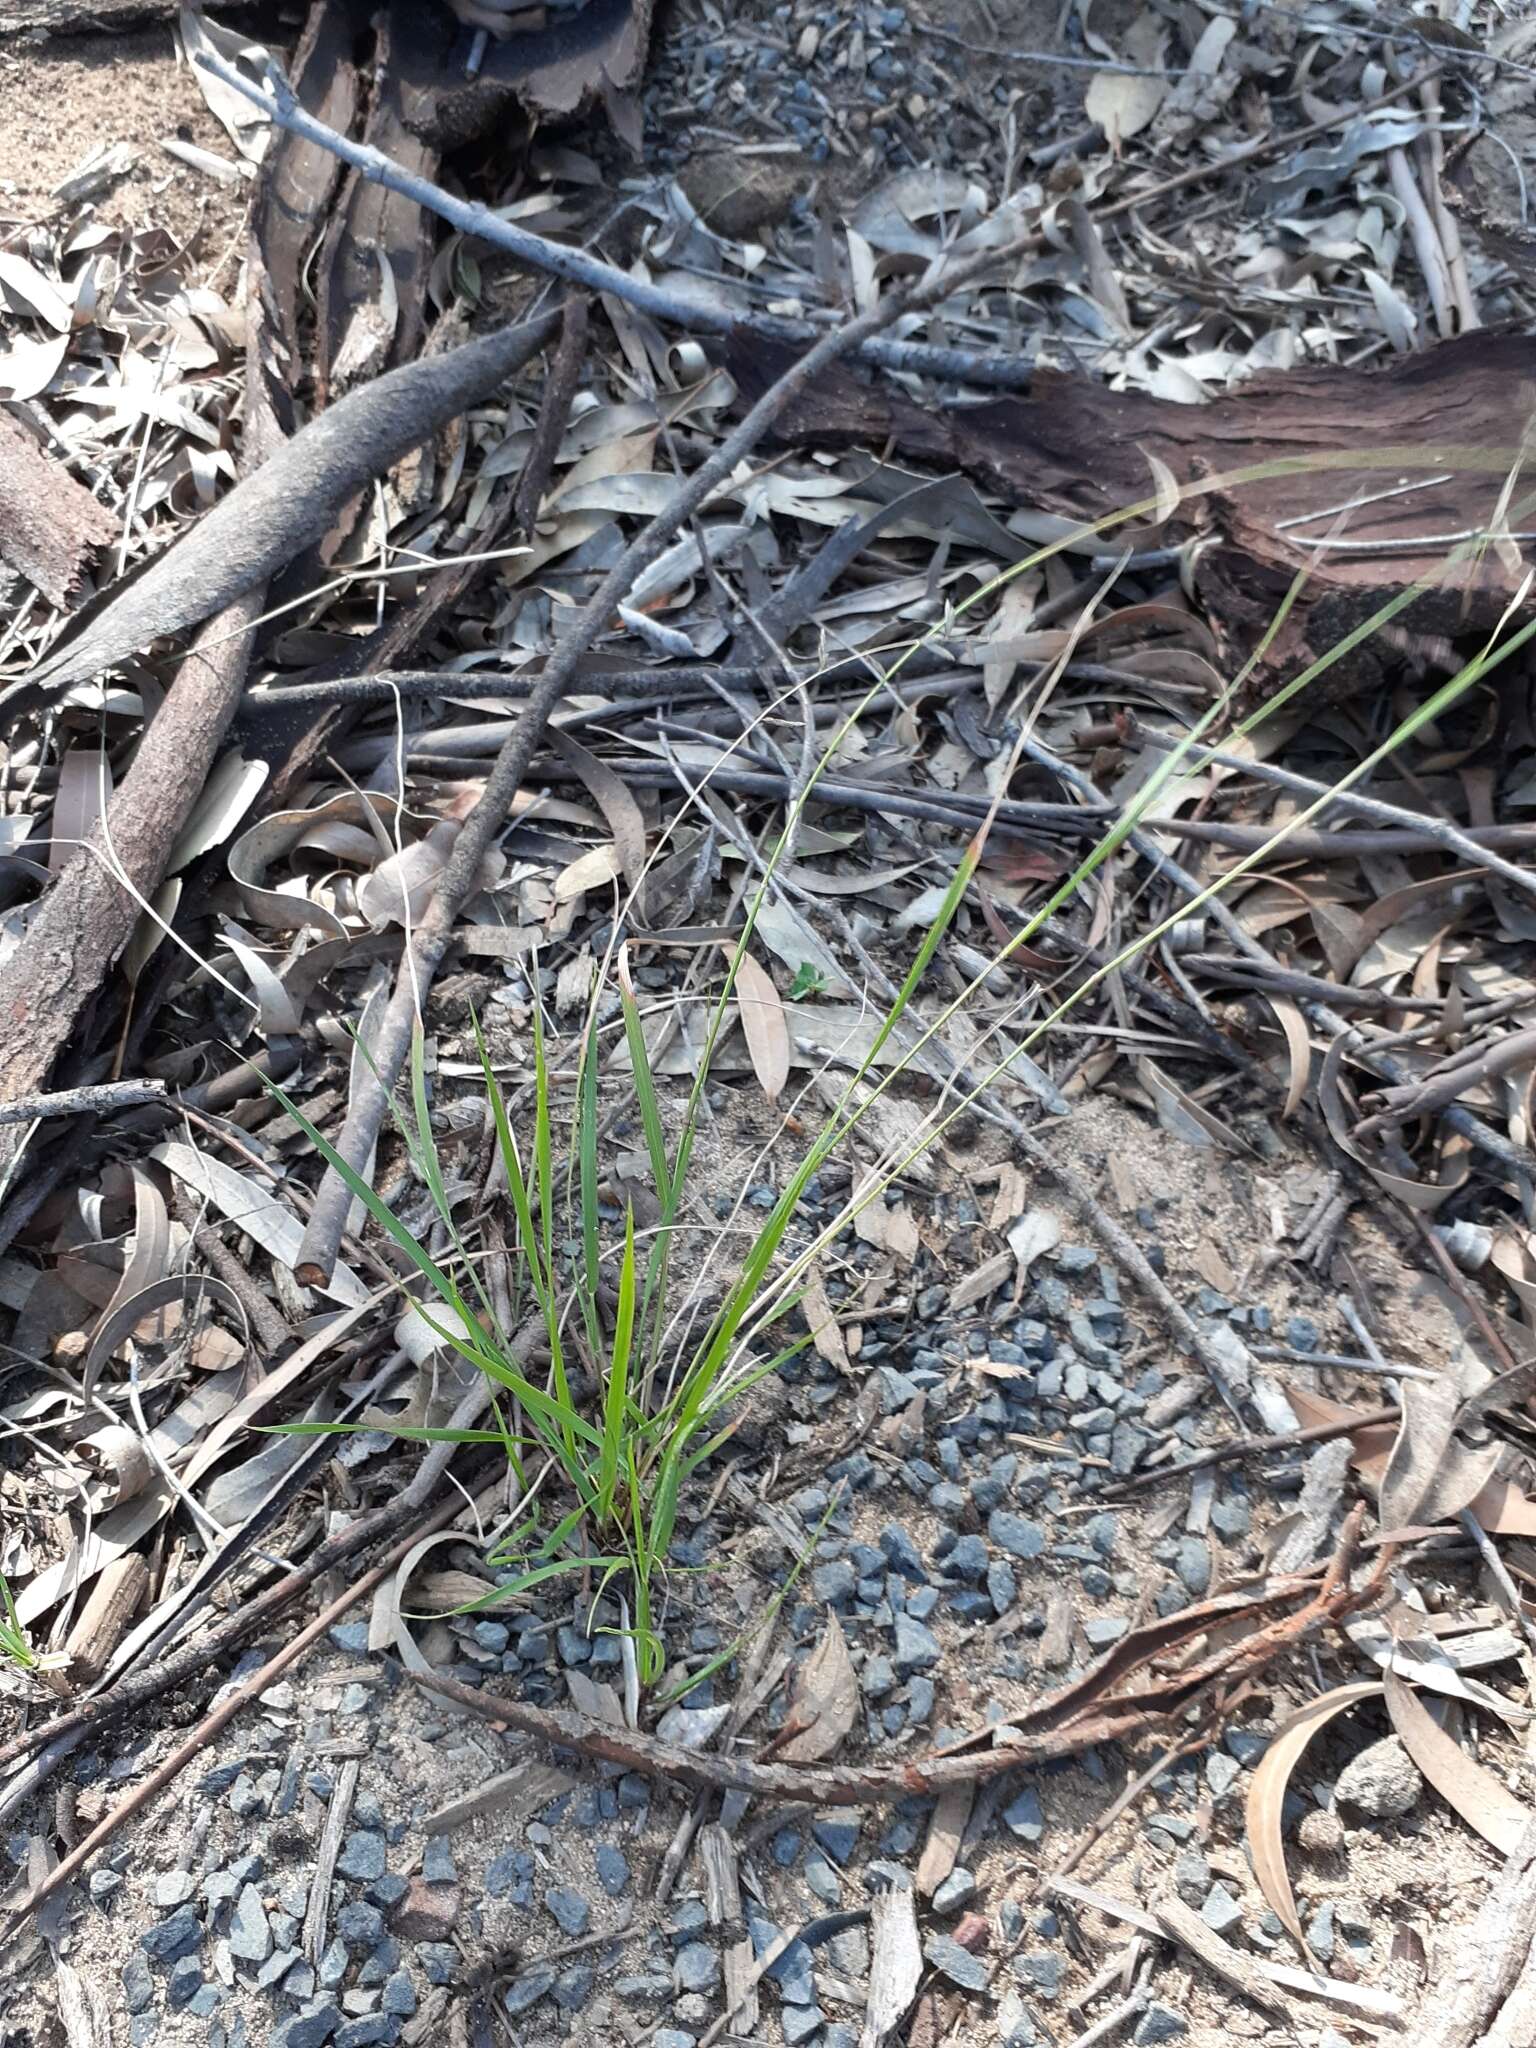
413;1516;1380;1808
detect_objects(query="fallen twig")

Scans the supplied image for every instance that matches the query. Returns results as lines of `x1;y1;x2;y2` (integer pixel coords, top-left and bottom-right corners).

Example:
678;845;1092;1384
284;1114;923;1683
1151;1899;1292;2024
1168;818;1536;862
0;556;261;1160
513;292;590;538
1024;730;1536;1185
195;49;1438;395
413;1517;1381;1806
0;307;559;1146
1096;712;1536;899
1059;1990;1147;2048
1049;1878;1404;2022
170;1186;292;1358
1354;1025;1536;1139
0;1079;166;1126
194;50;1041;393
1103;1405;1400;1496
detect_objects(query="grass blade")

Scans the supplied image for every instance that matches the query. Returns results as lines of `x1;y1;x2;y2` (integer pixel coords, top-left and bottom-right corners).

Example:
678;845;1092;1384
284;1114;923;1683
598;1209;638;1518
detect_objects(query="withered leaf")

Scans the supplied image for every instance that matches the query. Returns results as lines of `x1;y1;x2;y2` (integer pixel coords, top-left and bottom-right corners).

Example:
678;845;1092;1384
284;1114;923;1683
1380;1373;1501;1534
777;1610;858;1764
729;944;791;1103
1246;1681;1382;1946
801;1261;850;1372
1383;1669;1529;1856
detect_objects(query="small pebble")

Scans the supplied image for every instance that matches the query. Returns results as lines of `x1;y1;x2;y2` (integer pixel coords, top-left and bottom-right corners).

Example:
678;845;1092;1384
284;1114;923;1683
336;2021;396;2048
1173;1850;1211;1906
1309;1901;1337;1962
988;1510;1046;1561
1134;2005;1188;2045
892;1616;941;1675
1298;1807;1346;1855
503;1965;555;2015
812;1560;858;1606
1174;1538;1211;1597
166;1956;204;2011
1002;1786;1044;1841
335;1833;387;1884
554;1963;595;2011
1201;1883;1243;1936
674;1942;721;1993
1206;1752;1242;1800
122;1957;154;2014
544;1886;591;1938
1084;1616;1129;1649
229;1884;272;1965
381;1971;416;2017
141;1905;203;1964
272;2004;346;2048
930;1868;976;1915
878;1524;929;1583
944;1534;988;1581
1334;1736;1421;1819
1014;1952;1062;1997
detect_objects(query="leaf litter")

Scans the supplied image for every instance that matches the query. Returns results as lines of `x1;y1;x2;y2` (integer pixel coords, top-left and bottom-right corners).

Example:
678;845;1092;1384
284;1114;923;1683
2;0;1536;2043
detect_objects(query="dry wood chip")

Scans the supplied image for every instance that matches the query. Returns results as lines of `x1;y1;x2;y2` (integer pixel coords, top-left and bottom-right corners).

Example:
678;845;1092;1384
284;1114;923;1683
0;409;115;608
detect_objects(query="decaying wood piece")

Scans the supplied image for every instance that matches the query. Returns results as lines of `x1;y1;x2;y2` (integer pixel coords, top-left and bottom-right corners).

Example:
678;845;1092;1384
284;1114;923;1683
724;330;1536;696
1150;1900;1290;2024
302;1756;361;1966
0;594;263;1125
253;0;358;371
314;6;442;404
699;1822;758;2035
0;411;116;609
60;1555;148;1687
1402;1819;1536;2048
466;0;656;125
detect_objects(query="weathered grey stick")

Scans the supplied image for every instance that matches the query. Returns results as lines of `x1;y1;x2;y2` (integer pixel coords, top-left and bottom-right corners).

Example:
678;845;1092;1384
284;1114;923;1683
194;48;1043;393
0;1079;166;1125
11;312;558;711
1119;714;1536;900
